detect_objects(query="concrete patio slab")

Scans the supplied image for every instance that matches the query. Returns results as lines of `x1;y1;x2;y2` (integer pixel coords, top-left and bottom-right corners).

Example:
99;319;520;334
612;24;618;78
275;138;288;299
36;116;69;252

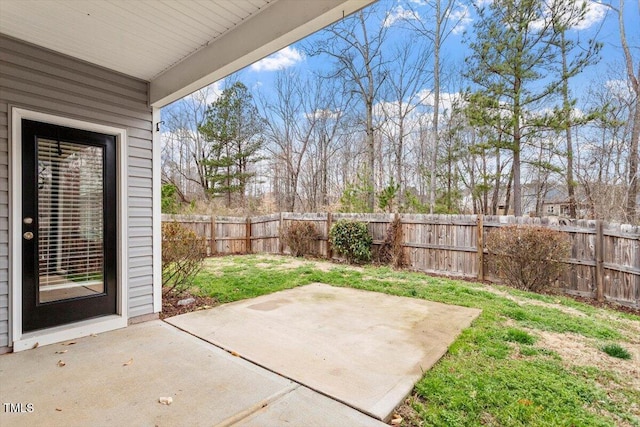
0;320;385;427
167;283;482;421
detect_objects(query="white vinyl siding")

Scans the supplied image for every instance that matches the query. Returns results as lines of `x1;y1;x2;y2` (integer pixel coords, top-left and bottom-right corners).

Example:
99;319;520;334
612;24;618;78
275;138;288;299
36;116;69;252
0;34;155;347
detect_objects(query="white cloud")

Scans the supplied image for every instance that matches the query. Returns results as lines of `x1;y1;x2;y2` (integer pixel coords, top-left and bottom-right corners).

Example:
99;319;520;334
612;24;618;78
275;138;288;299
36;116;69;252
573;1;607;30
605;79;634;102
184;80;223;106
417;89;465;113
250;47;304;72
450;5;473;35
305;108;341;120
383;5;421;27
531;0;607;31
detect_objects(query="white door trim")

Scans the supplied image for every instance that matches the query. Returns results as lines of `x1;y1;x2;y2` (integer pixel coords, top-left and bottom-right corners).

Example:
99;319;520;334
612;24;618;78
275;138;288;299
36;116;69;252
10;108;128;351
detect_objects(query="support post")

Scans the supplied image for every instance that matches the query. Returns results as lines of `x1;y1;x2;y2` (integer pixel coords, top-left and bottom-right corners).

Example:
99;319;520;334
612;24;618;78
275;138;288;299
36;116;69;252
477;214;485;281
395;212;404;267
595;220;604;302
246;217;252;254
326;212;333;260
210;215;217;255
278;212;284;254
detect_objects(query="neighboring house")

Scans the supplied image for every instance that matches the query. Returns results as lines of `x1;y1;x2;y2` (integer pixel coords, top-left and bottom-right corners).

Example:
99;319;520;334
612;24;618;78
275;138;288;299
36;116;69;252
0;0;374;353
540;186;590;219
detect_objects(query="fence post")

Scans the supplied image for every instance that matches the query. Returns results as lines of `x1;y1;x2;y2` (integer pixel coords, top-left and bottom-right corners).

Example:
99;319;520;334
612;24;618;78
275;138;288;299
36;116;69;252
326;211;333;260
477;214;484;281
245;217;252;254
595;220;604;302
278;212;284;254
210;215;217;255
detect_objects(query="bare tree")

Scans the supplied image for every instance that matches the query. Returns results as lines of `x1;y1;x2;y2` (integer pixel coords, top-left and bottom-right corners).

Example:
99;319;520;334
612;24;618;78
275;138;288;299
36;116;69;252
161;85;220;201
402;0;464;213
548;0;603;218
306;5;389;211
379;39;431;201
577;72;634;221
615;0;639;222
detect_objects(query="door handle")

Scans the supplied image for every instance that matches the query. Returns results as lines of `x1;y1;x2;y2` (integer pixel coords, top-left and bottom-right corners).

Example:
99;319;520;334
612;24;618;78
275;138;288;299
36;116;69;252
23;231;34;240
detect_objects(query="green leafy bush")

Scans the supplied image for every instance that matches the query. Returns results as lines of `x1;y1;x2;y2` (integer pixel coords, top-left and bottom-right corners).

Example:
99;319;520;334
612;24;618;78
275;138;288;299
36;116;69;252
486;225;570;293
281;221;321;257
162;222;206;296
601;343;632;360
329;220;372;263
161;183;180;214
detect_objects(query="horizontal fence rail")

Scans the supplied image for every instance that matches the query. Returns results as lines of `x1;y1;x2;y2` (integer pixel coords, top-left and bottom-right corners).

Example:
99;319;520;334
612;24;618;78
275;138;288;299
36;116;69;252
162;213;640;309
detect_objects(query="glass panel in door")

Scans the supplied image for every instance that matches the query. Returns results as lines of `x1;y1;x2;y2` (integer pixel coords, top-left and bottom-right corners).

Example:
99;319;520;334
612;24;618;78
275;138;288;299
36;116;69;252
37;139;105;303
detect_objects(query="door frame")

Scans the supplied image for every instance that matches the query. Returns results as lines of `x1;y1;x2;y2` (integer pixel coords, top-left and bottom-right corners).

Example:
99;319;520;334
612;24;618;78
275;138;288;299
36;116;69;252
10;107;128;351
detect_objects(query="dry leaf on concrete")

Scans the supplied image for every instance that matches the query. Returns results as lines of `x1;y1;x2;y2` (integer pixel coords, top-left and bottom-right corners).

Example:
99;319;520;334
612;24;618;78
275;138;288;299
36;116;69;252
57;360;66;367
32;342;39;349
55;350;68;354
62;341;76;346
123;358;134;366
158;397;173;405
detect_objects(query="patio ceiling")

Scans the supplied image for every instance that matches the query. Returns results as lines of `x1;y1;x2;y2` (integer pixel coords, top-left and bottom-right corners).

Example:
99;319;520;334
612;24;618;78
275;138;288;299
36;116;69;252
0;0;375;107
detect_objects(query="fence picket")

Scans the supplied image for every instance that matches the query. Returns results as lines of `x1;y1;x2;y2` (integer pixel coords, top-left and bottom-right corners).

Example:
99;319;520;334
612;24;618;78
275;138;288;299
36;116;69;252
162;213;639;308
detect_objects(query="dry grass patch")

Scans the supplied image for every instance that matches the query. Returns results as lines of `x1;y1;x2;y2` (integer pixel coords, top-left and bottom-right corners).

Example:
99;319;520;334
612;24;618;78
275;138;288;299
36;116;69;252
536;331;640;391
480;284;589;318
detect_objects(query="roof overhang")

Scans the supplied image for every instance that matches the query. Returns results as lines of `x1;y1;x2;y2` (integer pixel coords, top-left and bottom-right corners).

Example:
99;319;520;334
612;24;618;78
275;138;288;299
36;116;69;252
0;0;376;107
151;0;375;107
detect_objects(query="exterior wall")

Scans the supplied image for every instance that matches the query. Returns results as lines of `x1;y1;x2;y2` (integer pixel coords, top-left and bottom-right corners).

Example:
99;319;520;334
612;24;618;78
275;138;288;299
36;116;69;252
0;35;155;348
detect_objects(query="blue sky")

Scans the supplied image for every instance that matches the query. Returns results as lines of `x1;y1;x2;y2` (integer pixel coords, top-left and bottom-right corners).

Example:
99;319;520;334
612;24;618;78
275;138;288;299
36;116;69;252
261;0;635;95
169;0;639;117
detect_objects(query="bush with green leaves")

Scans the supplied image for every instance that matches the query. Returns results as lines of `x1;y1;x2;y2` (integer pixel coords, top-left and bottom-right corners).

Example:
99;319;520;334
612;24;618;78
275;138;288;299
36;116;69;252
281;221;321;257
486;225;570;293
162;222;206;296
329;220;372;264
161;183;180;214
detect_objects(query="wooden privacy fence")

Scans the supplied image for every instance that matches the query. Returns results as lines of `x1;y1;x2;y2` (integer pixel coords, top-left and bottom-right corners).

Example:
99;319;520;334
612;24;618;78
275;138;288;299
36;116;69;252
162;213;640;308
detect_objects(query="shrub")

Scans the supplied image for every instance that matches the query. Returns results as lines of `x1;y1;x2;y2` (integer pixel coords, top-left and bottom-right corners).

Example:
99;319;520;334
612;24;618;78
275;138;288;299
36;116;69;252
161;183;180;214
281;221;321;257
162;222;206;296
329;220;372;264
601;343;632;360
486;225;570;293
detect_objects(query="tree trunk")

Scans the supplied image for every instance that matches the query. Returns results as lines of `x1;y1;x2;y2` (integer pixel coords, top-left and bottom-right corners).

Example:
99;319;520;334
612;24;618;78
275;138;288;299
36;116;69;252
561;31;577;219
513;76;522;217
491;146;501;215
619;0;639;222
504;164;514;215
628;97;639;222
429;0;442;214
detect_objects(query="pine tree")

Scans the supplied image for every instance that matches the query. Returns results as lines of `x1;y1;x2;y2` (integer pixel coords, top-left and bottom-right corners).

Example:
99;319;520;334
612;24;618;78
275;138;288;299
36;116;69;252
465;0;561;216
198;82;264;208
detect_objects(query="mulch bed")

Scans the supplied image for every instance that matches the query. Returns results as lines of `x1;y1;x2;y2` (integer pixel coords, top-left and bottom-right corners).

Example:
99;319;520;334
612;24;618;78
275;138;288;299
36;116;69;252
160;292;219;319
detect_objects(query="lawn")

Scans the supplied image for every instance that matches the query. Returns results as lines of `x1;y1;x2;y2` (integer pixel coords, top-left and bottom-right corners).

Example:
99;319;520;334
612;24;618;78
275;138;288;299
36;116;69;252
187;254;640;427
